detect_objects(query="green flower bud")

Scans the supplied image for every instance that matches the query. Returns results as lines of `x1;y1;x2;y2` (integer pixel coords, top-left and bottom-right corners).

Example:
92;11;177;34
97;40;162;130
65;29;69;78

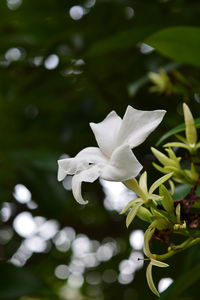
183;102;197;146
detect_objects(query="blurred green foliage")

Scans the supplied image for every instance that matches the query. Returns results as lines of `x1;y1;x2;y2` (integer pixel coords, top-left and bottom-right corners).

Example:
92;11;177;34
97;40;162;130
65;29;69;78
1;0;200;299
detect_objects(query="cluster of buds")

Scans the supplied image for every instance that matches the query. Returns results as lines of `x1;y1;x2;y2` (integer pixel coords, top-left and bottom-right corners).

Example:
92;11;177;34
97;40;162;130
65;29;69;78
58;103;200;297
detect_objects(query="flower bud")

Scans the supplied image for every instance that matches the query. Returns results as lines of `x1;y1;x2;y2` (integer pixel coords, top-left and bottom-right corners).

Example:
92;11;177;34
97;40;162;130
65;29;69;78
183;102;197;146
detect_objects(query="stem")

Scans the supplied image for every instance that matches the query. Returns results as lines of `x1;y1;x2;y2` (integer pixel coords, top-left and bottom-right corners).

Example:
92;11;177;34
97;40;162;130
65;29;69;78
156;237;200;261
123;178;147;200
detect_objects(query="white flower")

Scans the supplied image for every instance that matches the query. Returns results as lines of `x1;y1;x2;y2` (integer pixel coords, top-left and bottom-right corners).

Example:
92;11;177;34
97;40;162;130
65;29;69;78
58;105;166;204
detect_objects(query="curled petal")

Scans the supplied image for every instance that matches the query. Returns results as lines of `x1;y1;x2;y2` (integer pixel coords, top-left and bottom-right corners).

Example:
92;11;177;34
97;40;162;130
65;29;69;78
72;165;102;204
57;164;68;181
117;106;166;148
76;147;108;164
101;144;142;181
58;158;89;181
90;111;122;157
57;147;107;181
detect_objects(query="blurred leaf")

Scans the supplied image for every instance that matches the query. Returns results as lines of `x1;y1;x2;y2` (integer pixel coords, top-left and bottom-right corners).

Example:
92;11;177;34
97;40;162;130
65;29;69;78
0;264;42;300
145;26;200;67
172;184;191;201
86;27;157;57
160;263;200;299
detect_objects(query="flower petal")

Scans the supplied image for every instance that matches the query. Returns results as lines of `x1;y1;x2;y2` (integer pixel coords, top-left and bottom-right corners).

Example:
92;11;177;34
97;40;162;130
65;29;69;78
76;147;108;164
57;147;107;181
116;105;166;148
57;157;88;181
72;165;102;204
90;111;122;157
101;144;142;181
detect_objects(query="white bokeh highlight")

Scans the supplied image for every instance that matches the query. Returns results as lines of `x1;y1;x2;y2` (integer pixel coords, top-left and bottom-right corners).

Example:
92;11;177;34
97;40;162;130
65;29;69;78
100;179;136;212
129;230;144;250
13;184;31;204
44;54;59;70
158;277;173;293
69;6;84;20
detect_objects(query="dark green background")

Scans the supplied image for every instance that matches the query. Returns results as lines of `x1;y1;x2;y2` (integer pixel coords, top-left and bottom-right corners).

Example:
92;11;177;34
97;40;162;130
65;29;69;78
1;0;200;299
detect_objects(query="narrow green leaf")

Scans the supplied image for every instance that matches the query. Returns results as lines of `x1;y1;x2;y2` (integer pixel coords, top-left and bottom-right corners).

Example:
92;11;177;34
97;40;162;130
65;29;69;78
176;203;181;224
120;198;142;214
152;162;167;174
151;258;169;268
146;262;160;297
149;173;173;195
137;206;152;223
151;147;173;166
144;228;155;257
126;202;143;227
159;184;174;212
164;142;189;150
156;117;200;146
183;102;197;145
139;171;148;195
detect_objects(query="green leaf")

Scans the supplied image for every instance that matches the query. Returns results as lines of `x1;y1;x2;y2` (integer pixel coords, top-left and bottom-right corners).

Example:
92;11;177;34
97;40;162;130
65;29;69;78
156;117;200;146
120;198;142;214
139;171;148;195
159;184;174;212
146;262;160;297
86;27;157;57
151;258;169;268
149;173;173;195
144;227;155;257
173;184;191;200
149;217;170;230
137;205;152;223
145;26;200;67
176;203;181;224
126;202;143;227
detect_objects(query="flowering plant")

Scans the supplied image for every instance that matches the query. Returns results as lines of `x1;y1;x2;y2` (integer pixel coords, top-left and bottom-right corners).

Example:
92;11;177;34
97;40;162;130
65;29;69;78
58;103;200;297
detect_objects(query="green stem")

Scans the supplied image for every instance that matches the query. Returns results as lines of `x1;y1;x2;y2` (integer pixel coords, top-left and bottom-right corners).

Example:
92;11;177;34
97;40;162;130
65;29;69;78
156;237;200;261
123;178;147;200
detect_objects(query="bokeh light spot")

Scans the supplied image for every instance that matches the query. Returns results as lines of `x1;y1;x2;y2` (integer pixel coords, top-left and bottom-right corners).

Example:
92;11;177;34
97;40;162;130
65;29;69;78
13;184;31;204
44;54;59;70
129;230;144;250
69;6;84;20
158;277;173;293
5;48;22;61
13;212;37;238
55;264;70;279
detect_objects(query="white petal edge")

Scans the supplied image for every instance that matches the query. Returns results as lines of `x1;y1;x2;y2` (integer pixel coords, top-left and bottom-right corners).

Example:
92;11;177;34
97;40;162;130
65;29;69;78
90;111;122;157
57;163;67;181
101;144;142;181
72;164;102;204
57;147;107;181
116;105;166;149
